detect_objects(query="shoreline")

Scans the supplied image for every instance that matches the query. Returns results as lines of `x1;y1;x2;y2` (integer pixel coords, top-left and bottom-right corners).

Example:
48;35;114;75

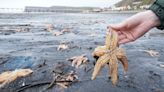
100;10;145;14
0;10;145;14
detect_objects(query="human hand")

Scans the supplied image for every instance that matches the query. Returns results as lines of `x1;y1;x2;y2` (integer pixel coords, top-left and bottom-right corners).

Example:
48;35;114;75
108;10;160;44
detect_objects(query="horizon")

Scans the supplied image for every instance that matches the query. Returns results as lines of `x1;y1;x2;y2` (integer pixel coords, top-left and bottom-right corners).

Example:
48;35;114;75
0;0;121;9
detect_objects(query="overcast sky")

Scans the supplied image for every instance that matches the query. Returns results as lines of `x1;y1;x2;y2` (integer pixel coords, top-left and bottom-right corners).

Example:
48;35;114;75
0;0;121;8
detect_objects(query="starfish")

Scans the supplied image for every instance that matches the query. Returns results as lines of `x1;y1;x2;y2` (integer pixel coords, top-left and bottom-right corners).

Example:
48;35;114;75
53;31;63;36
91;29;128;85
57;43;69;51
46;24;55;32
67;55;89;68
0;69;33;88
61;28;71;33
143;50;159;57
54;71;78;88
48;65;78;89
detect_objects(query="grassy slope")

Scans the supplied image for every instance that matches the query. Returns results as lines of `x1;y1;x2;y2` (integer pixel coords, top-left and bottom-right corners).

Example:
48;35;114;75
115;0;155;7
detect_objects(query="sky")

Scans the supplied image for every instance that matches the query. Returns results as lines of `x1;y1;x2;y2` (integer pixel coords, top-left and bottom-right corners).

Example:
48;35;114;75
0;0;121;9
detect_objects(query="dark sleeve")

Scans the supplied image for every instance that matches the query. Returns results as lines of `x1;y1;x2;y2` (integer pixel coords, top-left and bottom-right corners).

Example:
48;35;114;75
149;0;164;30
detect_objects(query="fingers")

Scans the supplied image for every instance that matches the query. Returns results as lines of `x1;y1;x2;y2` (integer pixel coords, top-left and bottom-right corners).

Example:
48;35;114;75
107;22;134;44
107;22;126;31
118;34;126;41
117;31;122;35
119;39;131;44
117;33;129;44
107;23;129;45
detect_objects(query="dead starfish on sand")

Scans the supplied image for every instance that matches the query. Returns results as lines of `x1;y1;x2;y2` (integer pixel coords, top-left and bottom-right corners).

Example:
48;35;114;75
91;29;128;85
48;63;78;89
0;69;33;88
57;43;69;51
53;31;63;36
67;55;89;68
46;24;55;32
61;28;71;33
54;71;78;88
143;50;159;57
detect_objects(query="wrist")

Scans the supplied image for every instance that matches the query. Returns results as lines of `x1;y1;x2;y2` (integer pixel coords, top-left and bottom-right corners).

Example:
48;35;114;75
147;10;161;28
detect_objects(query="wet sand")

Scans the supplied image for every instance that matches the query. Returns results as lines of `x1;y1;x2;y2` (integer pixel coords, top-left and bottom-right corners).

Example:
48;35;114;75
0;13;164;92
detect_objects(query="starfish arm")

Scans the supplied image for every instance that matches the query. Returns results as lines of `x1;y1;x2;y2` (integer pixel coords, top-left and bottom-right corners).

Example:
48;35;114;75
108;60;112;78
72;59;77;67
105;29;118;50
116;48;128;73
91;53;111;80
56;83;68;88
0;72;11;83
105;30;112;49
76;59;82;68
109;55;118;86
117;56;128;74
92;46;107;57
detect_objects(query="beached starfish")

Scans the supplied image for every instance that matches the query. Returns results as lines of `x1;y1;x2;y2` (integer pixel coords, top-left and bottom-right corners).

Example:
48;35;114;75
143;50;159;57
61;28;71;33
91;29;128;85
54;71;78;88
57;43;69;51
46;24;55;32
67;55;89;68
0;69;33;88
53;31;63;36
48;65;78;89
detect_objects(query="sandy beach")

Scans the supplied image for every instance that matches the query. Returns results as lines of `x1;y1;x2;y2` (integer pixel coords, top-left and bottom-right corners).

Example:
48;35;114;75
0;13;164;92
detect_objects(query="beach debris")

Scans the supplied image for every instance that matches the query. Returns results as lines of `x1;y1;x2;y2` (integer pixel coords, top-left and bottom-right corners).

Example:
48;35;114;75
46;24;55;32
89;33;97;37
52;62;71;74
57;43;69;51
15;28;30;32
159;64;164;68
53;31;63;36
95;20;105;24
47;62;78;89
16;63;77;91
67;55;89;68
53;28;71;36
0;69;33;88
91;29;128;85
52;71;78;88
61;28;71;33
16;28;24;32
37;60;47;68
45;25;72;36
143;50;159;57
0;54;10;65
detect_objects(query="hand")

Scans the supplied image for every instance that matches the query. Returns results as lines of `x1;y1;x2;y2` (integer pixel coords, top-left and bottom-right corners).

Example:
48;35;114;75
108;10;160;44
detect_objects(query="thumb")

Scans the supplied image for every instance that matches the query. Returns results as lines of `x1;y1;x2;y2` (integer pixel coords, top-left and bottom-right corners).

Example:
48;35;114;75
108;22;126;31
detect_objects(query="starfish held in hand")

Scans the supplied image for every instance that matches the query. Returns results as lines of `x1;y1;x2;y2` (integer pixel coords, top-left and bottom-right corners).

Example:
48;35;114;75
91;29;128;85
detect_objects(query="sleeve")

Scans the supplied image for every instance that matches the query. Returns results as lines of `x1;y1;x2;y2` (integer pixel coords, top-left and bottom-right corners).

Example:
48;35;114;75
149;0;164;30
